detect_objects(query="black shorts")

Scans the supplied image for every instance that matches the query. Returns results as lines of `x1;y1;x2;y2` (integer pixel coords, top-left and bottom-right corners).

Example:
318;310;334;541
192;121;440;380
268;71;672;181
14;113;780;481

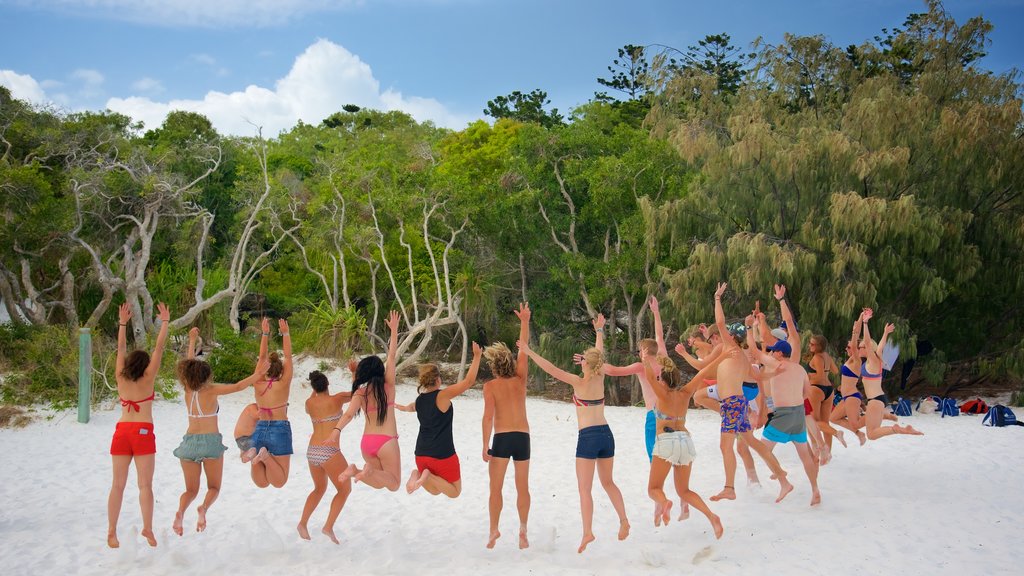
488;431;531;461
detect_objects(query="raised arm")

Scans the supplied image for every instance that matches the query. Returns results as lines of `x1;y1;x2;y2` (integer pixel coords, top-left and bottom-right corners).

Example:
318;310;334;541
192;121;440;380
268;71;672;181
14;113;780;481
682;351;731;395
674;342;723;369
186;326;199;360
116;302;131;376
519;340;583;388
145;302;171;380
849;315;863;353
384;310;400;392
259;317;270;361
877;322;895;357
650;296;668;355
592;314;605;351
860;308;874;354
440;342;483;403
775;284;800;359
714;282;735;349
514;302;531;379
278;318;293;381
745;320;775;366
602;362;644;377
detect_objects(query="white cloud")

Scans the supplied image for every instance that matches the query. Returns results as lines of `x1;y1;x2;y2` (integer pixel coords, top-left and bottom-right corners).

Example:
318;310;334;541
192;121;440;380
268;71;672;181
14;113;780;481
105;39;475;135
4;0;358;27
131;77;164;94
0;70;46;103
190;54;230;77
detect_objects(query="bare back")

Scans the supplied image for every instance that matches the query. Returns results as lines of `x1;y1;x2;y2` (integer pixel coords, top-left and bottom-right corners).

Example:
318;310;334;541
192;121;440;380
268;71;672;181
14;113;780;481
254;373;291;420
306;393;348;443
484;375;529;434
767;361;809;408
715;343;752;399
115;375;156;424
571;372;608;429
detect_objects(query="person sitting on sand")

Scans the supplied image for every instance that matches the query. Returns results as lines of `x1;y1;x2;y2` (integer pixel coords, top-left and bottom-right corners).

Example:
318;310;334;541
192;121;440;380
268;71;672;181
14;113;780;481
520;314;630;554
172;327;267;537
639;350;726;539
246;318;295;489
298;369;354;544
481;303;533;550
398;342;482;498
107;301;170;549
324;311;402;491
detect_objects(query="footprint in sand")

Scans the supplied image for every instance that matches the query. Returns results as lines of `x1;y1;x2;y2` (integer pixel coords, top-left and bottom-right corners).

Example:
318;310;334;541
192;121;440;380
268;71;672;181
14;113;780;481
692;546;714;565
640;547;666;567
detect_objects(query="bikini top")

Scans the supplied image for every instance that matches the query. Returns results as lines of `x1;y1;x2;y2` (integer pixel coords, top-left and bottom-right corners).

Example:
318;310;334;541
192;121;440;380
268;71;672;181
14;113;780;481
572;395;605;407
861;366;882;379
803;357;831;374
120;392;155;412
187;391;219;418
256;377;288;416
840;364;859;379
652;406;685;422
358;389;395;413
311;411;343;424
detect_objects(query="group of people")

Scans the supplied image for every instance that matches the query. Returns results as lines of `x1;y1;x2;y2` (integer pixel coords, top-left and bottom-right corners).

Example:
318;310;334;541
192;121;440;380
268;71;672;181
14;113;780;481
106;284;923;553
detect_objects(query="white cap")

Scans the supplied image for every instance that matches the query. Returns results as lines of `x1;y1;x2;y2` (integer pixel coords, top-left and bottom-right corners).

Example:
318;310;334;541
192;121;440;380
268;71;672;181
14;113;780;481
770;328;788;341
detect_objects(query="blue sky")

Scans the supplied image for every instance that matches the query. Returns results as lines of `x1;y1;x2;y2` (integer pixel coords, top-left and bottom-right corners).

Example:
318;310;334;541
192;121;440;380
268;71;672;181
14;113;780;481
1;0;1021;136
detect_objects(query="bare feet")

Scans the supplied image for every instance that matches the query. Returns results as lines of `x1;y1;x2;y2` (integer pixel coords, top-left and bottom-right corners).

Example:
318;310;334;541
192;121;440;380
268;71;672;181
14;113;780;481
578;533;596;553
856;430;867;446
654;501;667;527
661;501;672;526
810;490;821;506
297;523;311;540
196;506;207;533
353;467;370;484
679;502;690;521
710;514;724;539
322;527;340;544
173;511;184;536
406;469;421;494
486;530;501;549
709;486;736;502
252;447;270;464
338;463;358;483
519;526;529;549
409;469;431;493
834;430;848;448
746;472;761;487
107;532;119;549
618;520;630;541
894;424;924;436
818;446;832;466
884;412;898;421
141;528;157;547
241;447;257;463
775;476;794;503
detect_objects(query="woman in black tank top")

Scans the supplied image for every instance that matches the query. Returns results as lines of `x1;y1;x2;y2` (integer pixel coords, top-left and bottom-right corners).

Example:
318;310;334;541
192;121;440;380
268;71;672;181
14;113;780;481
398;343;482;498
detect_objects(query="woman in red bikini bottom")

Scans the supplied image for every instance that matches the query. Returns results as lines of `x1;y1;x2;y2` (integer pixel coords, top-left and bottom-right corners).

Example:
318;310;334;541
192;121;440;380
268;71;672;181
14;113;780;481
399;342;482;498
324;310;402;491
107;301;170;549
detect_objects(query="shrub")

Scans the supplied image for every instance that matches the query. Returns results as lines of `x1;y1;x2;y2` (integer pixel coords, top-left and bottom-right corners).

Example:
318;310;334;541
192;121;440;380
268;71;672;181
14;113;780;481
207;328;259;384
0;324;80;408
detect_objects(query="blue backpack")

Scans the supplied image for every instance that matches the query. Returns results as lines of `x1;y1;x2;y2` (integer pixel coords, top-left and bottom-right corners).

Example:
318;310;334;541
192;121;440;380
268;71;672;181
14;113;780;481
940;398;960;418
983;405;1022;427
893;397;913;417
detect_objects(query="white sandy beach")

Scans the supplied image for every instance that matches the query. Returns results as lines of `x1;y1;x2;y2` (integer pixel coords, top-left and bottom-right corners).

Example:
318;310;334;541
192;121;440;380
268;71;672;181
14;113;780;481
0;357;1020;576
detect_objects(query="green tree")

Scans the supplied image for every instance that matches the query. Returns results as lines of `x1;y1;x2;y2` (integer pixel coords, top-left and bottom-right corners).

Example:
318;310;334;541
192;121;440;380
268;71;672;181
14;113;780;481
483;89;564;128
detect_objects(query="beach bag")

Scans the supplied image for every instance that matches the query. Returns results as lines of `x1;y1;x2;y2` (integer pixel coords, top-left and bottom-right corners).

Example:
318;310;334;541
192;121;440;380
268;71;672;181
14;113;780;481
982;405;1021;427
940;398;960;418
917;397;938;414
959;398;988;415
893;398;913;417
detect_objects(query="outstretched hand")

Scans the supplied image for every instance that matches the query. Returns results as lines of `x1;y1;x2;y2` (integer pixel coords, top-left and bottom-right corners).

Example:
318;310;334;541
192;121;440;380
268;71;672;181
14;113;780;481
118;302;132;325
861;308;873;322
674;343;688;357
883;322;895;335
278;318;289;334
347;358;359;374
516;339;530;354
593;314;606;331
261;317;270;334
472;341;482;356
386;310;401;333
572;353;585;366
253;355;270;376
698;323;709;338
188;326;200;340
715;282;728;299
649;295;659;314
773;284;786;301
514;302;531;322
156;302;170;323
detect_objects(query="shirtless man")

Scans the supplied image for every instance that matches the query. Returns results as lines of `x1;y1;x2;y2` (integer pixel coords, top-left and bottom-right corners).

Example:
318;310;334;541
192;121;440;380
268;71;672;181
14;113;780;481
745;285;821;506
704;283;790;503
601;296;688;520
481;303;532;550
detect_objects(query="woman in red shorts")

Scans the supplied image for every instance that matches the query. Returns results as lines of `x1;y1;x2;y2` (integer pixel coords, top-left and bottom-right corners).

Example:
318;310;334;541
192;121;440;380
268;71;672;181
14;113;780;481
399;342;482;498
107;301;170;549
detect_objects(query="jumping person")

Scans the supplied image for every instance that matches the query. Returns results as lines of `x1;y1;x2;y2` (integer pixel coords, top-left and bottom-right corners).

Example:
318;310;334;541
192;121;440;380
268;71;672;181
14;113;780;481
639;350;725;538
830;317;868;444
234;402;260;461
298;369;354;544
481;303;532;550
172;327;266;537
247;318;295;488
325;310;402;491
520;314;630;554
859;309;923;439
400;342;483;498
107;301;170;549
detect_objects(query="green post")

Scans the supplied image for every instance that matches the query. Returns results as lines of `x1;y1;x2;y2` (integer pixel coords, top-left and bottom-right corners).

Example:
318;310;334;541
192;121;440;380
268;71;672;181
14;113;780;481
78;327;91;423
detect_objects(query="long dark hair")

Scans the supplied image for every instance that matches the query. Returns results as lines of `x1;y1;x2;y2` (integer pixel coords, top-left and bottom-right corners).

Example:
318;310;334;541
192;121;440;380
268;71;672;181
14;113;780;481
352;355;388;426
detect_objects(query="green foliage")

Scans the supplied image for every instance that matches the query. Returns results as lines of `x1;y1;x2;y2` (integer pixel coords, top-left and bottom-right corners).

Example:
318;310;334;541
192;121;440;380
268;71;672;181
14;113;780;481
484;90;565;128
1010;389;1024;408
0;324;80;408
596;44;651;102
292;302;368;361
207;328;258;384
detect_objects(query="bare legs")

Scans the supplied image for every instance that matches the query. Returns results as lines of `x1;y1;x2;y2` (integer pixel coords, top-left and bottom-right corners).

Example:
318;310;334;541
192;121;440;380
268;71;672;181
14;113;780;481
299;453;352;544
713;431;791;502
107;454;156;548
865;400;923;440
407;468;462;498
174;457;224;536
107;455;131;548
251;451;290;488
346;440;401;491
575;457;629;554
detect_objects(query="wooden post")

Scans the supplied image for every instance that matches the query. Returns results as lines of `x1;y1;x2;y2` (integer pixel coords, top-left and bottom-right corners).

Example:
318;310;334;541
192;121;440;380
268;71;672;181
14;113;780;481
78;327;91;423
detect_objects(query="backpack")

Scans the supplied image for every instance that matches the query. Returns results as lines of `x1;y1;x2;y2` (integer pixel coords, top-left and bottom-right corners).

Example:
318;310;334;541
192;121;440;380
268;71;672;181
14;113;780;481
893;397;913;417
982;405;1022;427
940;398;960;418
959;398;989;415
916;397;939;414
